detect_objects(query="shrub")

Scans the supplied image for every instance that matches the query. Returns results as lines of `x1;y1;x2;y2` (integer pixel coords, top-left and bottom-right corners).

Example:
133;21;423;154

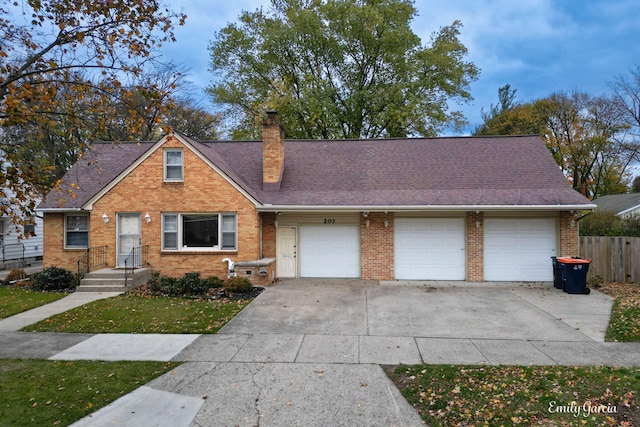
224;276;253;293
579;210;640;237
178;272;209;296
31;267;76;292
205;276;224;289
157;276;181;296
4;268;27;285
148;271;163;293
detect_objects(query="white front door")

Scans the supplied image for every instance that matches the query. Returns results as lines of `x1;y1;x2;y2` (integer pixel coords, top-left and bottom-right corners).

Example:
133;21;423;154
277;226;297;278
117;213;141;267
394;218;466;280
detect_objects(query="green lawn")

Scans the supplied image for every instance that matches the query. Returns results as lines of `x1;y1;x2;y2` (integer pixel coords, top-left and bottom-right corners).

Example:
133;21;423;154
0;288;68;319
22;293;251;333
0;359;178;426
599;282;640;342
386;364;640;426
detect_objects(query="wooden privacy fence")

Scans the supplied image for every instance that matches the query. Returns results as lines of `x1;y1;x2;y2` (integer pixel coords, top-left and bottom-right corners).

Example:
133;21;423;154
579;236;640;283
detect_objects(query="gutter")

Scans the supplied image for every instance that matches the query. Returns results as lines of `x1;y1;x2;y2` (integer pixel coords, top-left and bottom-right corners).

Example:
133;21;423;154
256;204;598;213
36;207;85;213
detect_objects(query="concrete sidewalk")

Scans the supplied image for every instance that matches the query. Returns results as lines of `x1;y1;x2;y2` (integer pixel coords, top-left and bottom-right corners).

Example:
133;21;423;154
2;280;639;426
0;291;121;331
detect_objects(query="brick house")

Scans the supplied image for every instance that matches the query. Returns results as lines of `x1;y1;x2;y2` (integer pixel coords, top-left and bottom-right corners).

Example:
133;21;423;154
38;112;595;284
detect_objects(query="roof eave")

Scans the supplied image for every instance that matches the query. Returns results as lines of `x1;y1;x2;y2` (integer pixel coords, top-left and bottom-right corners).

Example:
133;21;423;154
617;204;640;216
256;204;598;213
37;207;85;213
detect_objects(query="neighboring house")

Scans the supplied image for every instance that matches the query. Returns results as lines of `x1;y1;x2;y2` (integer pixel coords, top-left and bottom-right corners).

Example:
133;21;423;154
592;193;640;218
38;112;595;283
0;194;43;269
1;154;44;269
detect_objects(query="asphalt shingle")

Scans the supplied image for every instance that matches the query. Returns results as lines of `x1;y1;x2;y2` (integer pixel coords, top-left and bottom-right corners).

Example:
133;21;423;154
39;134;593;210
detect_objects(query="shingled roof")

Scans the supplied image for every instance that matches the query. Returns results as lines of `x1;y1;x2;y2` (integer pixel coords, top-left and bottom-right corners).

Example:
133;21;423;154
210;135;592;208
593;193;640;215
38;133;594;211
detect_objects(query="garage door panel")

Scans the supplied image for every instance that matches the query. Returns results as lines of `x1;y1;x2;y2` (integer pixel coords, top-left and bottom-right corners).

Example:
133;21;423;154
395;218;465;280
484;218;556;281
300;225;360;278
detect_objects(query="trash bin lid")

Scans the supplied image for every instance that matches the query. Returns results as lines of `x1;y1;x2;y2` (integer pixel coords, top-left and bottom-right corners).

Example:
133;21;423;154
556;257;591;264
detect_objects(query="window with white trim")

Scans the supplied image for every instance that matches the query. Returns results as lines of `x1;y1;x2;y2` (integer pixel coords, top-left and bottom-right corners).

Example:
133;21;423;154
65;213;89;248
164;148;183;181
162;213;237;251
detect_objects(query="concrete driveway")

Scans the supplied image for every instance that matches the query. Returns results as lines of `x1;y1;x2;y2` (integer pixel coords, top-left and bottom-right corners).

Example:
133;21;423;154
219;279;612;342
62;280;640;426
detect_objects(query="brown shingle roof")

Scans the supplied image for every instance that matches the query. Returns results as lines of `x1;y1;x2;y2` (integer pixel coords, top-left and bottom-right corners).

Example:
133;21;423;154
38;141;154;210
210;135;592;207
38;134;593;210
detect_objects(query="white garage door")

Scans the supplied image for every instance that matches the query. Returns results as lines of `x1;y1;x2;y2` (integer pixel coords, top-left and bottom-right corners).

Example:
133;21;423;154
484;218;557;281
299;225;360;278
395;218;466;280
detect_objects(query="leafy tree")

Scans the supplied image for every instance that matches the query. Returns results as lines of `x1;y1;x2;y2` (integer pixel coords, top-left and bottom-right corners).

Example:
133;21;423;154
579;210;623;236
208;0;479;139
4;66;206;194
475;102;543;136
633;175;640;193
579;210;640;237
476;89;637;198
164;99;222;141
480;84;519;123
0;0;185;220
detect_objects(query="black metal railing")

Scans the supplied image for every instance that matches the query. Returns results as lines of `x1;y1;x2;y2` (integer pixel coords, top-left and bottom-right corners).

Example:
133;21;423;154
1;243;25;265
124;245;149;286
77;245;108;279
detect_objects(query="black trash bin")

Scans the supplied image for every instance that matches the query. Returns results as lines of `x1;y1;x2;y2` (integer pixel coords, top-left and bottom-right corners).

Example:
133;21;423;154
551;256;563;289
557;257;591;294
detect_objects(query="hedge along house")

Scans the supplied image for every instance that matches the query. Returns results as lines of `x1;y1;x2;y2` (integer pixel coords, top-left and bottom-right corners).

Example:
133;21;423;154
38;112;595;284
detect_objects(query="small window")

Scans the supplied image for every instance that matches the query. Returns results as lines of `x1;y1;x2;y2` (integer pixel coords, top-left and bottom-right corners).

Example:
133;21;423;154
164;149;183;181
221;214;237;250
65;214;89;248
163;214;178;249
162;213;237;251
24;216;36;236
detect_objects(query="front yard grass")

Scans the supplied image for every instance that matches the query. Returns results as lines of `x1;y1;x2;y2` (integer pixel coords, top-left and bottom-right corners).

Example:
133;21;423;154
0;359;177;426
22;292;251;333
386;364;640;426
0;288;68;319
597;282;640;342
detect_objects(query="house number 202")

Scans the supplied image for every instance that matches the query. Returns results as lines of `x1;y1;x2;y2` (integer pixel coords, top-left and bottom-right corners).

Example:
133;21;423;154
323;219;336;224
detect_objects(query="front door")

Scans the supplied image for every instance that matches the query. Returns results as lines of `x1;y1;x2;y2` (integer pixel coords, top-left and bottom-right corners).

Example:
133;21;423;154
276;226;297;278
117;213;141;267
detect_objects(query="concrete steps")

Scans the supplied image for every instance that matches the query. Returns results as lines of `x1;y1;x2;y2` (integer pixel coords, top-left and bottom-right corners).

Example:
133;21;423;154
77;268;152;292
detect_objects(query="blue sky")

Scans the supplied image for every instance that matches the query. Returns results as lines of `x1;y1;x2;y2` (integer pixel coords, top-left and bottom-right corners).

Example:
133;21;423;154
159;0;640;134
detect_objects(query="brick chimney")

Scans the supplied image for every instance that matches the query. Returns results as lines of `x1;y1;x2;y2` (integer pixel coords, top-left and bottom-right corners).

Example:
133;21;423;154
262;111;285;191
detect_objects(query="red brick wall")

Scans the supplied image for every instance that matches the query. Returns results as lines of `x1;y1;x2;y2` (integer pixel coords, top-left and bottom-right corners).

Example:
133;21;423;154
360;212;394;280
261;212;277;258
559;211;579;256
262;113;284;187
45;135;261;279
466;211;484;282
43;212;85;271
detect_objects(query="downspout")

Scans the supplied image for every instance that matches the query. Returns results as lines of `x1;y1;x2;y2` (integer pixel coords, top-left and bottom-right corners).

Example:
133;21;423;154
259;213;263;259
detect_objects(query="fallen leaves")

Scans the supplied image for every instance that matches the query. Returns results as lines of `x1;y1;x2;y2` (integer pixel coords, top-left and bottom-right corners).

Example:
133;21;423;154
386;365;640;427
597;282;640;342
22;292;253;334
